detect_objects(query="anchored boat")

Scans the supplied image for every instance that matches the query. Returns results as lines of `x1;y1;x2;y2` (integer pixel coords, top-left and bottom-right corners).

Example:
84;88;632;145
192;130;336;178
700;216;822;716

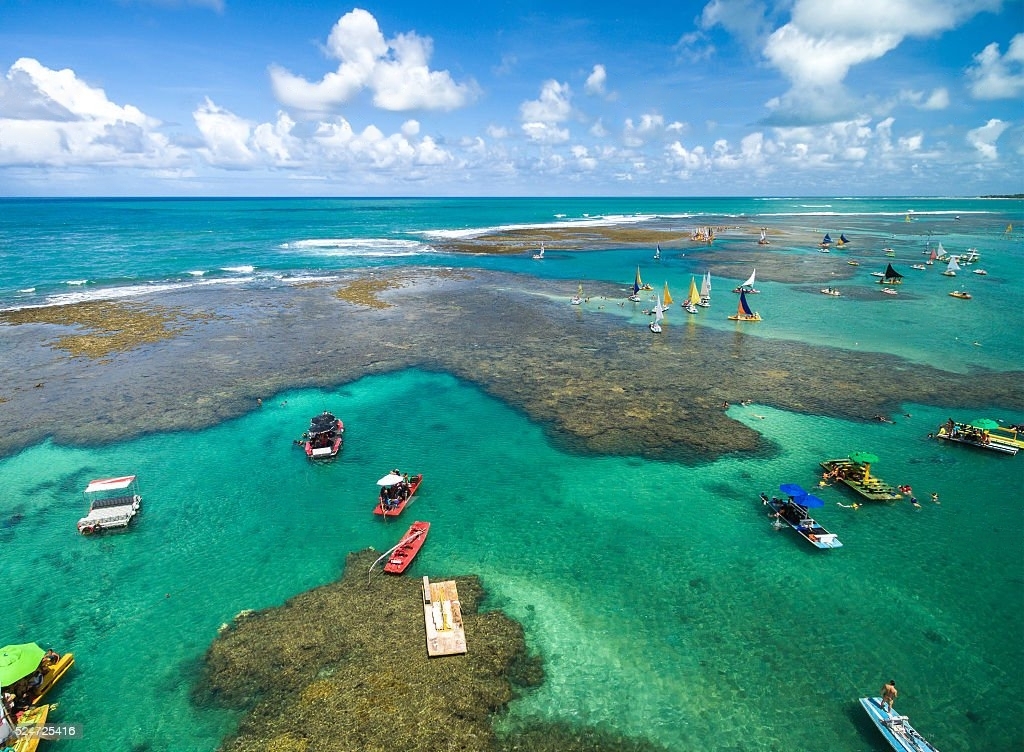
820;456;903;501
373;472;424;517
383;521;430;574
761;487;842;549
727;289;761;321
303;411;344;459
859;696;940;752
933;419;1019;455
77;475;142;535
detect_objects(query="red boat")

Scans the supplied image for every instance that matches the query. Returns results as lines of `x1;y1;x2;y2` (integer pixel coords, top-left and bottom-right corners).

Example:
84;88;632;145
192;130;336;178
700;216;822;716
383;521;430;574
303;411;344;459
373;473;423;517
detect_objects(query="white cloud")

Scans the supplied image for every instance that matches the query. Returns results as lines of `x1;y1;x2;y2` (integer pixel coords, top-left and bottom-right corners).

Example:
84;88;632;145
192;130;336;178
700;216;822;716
0;57;185;168
624;114;665;147
584;64;607;95
520;80;572;142
590;119;608;138
966;118;1008;159
486;124;509;139
269;8;476;115
967;34;1024;99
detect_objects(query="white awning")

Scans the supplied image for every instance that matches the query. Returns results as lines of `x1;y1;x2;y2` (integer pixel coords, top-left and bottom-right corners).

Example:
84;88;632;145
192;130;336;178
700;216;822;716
85;475;136;493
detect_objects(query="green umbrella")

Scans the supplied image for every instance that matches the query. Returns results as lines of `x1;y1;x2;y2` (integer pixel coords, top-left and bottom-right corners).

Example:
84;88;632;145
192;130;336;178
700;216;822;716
849;451;879;465
970;419;999;430
0;642;44;686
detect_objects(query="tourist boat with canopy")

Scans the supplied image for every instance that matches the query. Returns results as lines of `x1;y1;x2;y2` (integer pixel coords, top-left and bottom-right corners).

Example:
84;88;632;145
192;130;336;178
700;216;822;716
727;290;761;321
761;485;842;549
0;642;75;752
77;475;142;535
732;268;759;294
933;419;1019;455
373;471;424;517
819;454;903;501
302;411;344;459
859;696;940;752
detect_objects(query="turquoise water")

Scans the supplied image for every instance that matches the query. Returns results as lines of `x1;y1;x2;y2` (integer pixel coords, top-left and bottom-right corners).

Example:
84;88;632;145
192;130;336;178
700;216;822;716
1;197;1023;750
2;372;1022;751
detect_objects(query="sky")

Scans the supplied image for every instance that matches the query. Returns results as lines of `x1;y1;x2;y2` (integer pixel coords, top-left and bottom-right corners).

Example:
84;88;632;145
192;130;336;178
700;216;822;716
0;0;1022;197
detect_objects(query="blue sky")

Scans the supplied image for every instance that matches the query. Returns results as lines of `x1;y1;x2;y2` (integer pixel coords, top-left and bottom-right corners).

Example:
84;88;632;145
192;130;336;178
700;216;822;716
1;0;1022;196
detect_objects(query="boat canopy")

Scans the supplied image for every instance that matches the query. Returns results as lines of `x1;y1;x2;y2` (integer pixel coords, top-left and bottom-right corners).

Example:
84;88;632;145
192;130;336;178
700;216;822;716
85;476;137;494
309;412;340;434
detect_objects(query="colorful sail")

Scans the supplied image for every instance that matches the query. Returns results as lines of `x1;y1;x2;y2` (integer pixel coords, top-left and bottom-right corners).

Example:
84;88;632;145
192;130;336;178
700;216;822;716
738;290;753;317
839;234;850;244
663;281;673;305
687;276;701;306
635;266;643;290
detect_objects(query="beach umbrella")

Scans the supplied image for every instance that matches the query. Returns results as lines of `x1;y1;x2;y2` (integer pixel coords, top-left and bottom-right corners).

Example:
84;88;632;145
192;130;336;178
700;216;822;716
0;642;44;686
779;483;808;498
849;452;879;465
970;419;999;430
376;473;403;487
797;494;825;509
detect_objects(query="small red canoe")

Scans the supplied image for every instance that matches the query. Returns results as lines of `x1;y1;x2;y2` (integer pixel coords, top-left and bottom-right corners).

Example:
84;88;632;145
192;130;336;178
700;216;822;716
373;473;423;517
384;521;430;574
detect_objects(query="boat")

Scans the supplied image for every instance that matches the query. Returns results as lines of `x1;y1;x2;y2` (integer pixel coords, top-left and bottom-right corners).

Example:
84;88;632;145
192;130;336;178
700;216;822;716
819;233;832;248
662;281;674;306
650;296;664;332
941;256;960;277
949;289;971;300
881;288;898;295
654;243;661;260
1005;223;1013;237
870;271;886;277
727;289;761;321
1;702;53;752
303;410;344;459
383;521;430;574
760;488;842;549
422;576;467;657
837;233;850;246
926;247;937;265
972;268;987;275
933;419;1019;455
77;475;142;535
698;270;711;307
732;268;759;294
634;265;653;291
819;457;903;501
820;286;841;296
847;259;860;266
884;247;896;257
878;263;904;285
859;696;940;752
373;472;424;517
934;242;949;262
683;276;701;313
532;243;545;260
571;283;583;305
910;264;927;271
959;248;979;264
758;228;770;245
28;651;74;706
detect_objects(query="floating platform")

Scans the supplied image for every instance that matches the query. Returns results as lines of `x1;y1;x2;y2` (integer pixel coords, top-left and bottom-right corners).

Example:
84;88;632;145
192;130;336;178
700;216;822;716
422;576;467;657
820;459;903;501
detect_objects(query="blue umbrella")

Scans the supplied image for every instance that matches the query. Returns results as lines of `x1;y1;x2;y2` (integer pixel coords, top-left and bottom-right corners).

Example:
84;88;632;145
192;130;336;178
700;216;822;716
779;483;807;498
797;494;825;508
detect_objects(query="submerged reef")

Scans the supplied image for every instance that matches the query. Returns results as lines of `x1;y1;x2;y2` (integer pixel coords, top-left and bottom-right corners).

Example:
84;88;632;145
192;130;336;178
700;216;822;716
197;549;664;752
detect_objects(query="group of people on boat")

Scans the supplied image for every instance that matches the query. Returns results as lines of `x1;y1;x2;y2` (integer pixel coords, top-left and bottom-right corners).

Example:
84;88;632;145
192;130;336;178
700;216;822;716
940;418;990;444
379;470;412;511
2;649;59;717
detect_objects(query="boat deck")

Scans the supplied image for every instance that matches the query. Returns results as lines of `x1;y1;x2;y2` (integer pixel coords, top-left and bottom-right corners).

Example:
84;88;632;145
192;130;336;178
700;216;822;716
422;577;467;657
860;696;940;752
934;426;1019;455
820;459;903;501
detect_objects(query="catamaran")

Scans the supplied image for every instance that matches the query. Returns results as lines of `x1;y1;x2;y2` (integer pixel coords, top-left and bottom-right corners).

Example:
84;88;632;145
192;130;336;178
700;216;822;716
698;270;711;307
733;268;759;294
838;233;850;246
728;289;761;321
942;256;960;277
649;296;664;333
683;276;701;314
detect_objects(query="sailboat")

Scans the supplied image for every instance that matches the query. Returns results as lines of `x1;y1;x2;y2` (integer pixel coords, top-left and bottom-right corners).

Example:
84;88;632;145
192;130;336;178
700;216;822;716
935;242;949;262
698;271;711;307
662;281;673;306
733;268;759;294
837;233;850;246
628;273;641;302
532;242;545;260
727;290;761;321
878;263;904;285
683;276;701;314
819;233;832;249
636;266;653;290
942;256;960;277
649;296;664;333
571;283;583;304
926;246;937;265
654;243;661;260
758;228;770;245
1005;223;1013;237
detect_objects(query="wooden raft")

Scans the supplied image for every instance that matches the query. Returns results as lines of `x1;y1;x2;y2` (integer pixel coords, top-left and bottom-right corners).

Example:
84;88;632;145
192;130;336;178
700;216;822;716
422;576;467;657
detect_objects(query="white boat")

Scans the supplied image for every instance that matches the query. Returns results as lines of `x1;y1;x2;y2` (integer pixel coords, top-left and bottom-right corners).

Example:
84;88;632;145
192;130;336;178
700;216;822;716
972;268;987;275
871;271;886;277
820;287;841;296
859;696;940;752
960;248;979;264
910;264;927;271
942;256;960;277
882;288;898;296
571;283;583;305
884;247;896;257
532;243;545;260
649;296;664;333
653;243;661;260
77;475;142;535
733;268;759;294
698;270;711;307
758;228;770;245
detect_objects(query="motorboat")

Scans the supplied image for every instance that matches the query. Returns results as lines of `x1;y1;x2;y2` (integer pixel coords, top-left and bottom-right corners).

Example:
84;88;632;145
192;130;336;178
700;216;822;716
384;521;430;574
761;490;842;549
949;289;971;300
859;696;940;752
820;287;841;296
303;411;344;459
373;472;424;517
77;475;142;535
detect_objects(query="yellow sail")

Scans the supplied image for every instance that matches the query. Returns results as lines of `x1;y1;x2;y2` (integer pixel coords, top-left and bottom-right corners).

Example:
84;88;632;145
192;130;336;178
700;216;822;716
663;282;673;305
687;276;701;305
1006;223;1013;236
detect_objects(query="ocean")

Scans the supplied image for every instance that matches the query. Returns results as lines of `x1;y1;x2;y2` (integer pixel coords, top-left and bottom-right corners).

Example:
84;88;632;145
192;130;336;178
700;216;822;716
0;197;1022;751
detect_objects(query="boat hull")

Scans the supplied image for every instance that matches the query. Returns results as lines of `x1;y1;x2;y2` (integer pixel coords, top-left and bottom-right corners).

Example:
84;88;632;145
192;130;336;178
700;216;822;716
761;494;842;548
11;703;51;752
373;474;424;517
29;653;74;705
859;696;940;752
384;521;430;574
934;425;1018;455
